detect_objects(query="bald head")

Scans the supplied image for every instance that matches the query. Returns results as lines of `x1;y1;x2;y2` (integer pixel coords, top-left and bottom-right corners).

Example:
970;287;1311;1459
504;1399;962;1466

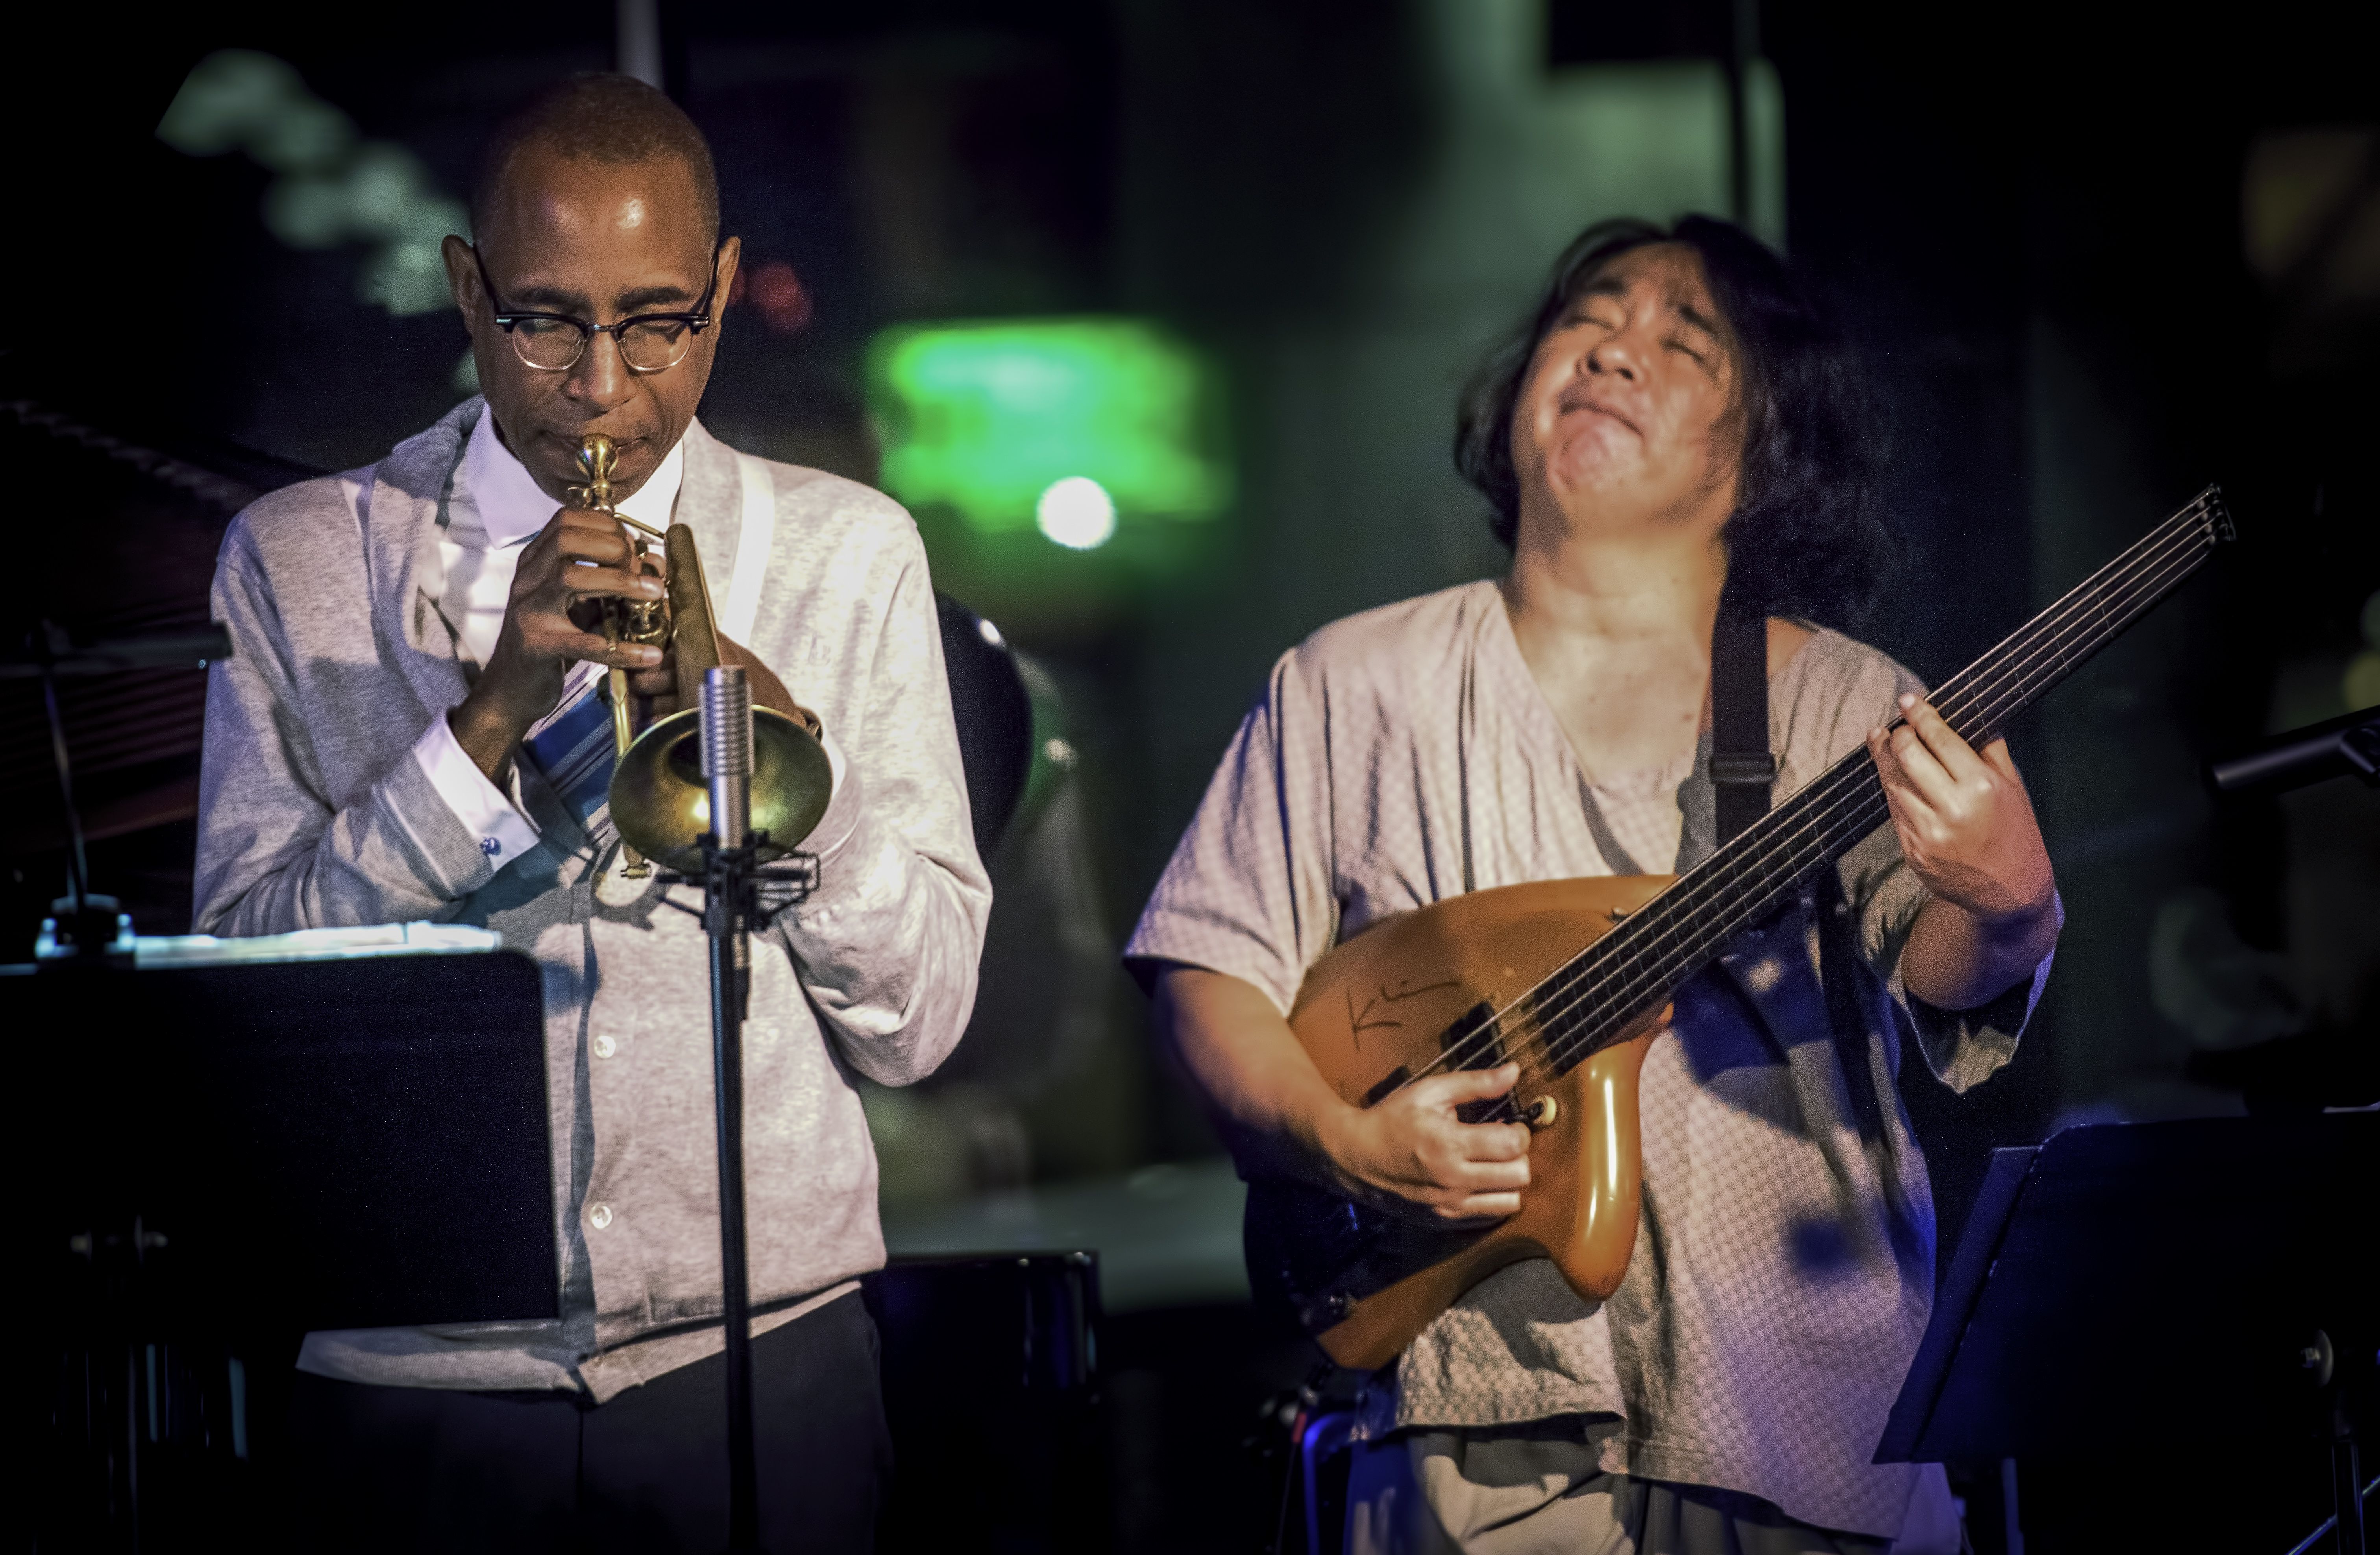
444;72;739;503
472;74;719;249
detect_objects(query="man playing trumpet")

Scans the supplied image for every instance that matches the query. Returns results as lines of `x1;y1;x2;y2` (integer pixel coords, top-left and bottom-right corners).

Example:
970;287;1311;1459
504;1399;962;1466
196;74;989;1551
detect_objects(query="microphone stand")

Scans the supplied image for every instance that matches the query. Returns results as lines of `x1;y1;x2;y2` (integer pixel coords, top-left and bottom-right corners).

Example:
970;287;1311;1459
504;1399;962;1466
2208;702;2380;796
691;667;816;1555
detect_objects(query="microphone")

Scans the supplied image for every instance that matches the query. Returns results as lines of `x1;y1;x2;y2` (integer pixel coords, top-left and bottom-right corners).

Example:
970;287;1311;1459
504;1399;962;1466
702;666;753;848
2207;703;2380;796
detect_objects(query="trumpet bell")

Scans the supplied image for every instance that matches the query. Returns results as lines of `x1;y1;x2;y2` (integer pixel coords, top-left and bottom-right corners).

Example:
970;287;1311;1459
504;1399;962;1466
608;706;834;872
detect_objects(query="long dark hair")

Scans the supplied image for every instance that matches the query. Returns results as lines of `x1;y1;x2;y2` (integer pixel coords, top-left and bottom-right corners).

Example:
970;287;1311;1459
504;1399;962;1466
1453;214;1896;626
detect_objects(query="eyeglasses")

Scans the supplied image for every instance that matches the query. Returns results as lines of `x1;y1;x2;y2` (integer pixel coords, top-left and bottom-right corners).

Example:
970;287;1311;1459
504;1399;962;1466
471;242;722;374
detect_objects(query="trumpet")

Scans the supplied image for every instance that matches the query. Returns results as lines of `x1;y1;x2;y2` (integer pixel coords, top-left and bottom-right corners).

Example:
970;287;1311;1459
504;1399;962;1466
569;436;664;778
569;434;832;875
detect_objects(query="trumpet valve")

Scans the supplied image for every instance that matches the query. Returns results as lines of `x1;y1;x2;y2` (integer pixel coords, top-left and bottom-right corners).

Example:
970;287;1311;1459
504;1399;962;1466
619;598;670;647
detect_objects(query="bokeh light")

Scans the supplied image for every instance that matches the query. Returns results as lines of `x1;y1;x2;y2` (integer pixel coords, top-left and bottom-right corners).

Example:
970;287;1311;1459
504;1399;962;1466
730;260;812;334
1035;477;1117;550
156;50;466;317
867;317;1229;535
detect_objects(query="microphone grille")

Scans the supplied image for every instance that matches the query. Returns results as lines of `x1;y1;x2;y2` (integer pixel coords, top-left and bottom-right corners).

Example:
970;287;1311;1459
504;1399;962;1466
701;666;752;780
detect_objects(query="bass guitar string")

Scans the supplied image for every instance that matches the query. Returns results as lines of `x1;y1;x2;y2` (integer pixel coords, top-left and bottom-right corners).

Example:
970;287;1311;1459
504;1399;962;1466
1478;502;2215;1069
1398;499;2221;1100
1474;515;2220;1109
1405;498;2217;1097
1491;508;2220;1092
1502;506;2219;1085
1476;551;2219;1110
1418;505;2202;1097
1418;528;2203;1118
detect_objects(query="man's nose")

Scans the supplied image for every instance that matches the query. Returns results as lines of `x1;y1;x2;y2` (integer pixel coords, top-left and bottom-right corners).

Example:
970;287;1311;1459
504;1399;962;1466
1584;329;1641;380
564;328;633;408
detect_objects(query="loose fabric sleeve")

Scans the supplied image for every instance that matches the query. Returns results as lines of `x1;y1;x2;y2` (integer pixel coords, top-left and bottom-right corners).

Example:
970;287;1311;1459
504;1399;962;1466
1124;650;1342;1014
1840;818;2058;1094
769;541;992;1087
194;519;503;935
1811;649;2056;1093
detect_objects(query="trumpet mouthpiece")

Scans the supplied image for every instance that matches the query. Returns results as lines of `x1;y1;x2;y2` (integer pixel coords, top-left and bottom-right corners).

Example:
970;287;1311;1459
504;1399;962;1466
573;434;618;511
577;434;617;478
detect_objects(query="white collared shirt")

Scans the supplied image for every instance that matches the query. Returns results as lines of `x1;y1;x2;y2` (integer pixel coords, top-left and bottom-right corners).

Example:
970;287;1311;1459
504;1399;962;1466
408;412;686;870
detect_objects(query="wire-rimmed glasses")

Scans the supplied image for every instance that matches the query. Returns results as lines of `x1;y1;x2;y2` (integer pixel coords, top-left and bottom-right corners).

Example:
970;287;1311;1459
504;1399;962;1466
471;242;723;374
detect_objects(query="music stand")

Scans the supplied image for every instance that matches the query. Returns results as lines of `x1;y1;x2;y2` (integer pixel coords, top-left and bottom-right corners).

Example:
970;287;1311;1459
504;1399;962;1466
24;947;557;1330
22;945;556;1545
1876;1115;2375;1552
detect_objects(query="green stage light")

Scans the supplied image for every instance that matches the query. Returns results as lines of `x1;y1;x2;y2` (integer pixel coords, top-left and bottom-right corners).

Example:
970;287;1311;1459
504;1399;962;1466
868;319;1229;540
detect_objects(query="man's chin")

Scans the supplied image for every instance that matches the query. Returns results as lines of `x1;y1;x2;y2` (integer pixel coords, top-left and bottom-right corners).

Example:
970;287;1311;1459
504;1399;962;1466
1545;446;1640;497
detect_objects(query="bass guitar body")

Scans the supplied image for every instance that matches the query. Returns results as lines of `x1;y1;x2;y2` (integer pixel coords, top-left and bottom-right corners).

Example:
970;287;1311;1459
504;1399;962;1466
1248;874;1674;1371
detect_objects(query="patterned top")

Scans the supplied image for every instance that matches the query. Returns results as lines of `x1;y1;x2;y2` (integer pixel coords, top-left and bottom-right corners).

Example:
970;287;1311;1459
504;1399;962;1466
1125;580;2049;1538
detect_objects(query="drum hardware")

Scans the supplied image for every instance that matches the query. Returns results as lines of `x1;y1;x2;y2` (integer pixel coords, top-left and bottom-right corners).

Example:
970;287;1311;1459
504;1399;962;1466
8;618;228;963
12;614;233;1539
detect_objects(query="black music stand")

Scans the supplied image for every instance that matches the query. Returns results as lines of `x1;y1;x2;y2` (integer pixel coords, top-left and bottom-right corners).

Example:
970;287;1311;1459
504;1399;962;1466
22;947;556;1546
24;948;557;1329
1876;1115;2376;1552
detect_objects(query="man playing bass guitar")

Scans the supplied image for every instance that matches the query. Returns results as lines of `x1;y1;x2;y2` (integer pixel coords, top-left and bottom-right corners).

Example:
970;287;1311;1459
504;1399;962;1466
1126;216;2061;1554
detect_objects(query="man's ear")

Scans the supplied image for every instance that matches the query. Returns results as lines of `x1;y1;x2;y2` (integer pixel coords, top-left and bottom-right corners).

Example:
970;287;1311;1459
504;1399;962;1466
442;234;481;323
710;235;742;340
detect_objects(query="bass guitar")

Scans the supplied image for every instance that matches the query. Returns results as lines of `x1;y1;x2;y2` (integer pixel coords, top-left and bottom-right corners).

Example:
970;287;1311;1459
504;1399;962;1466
1245;487;2234;1370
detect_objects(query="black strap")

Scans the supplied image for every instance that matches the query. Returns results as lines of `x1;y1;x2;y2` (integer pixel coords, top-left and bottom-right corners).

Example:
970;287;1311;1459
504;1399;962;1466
1711;606;1776;845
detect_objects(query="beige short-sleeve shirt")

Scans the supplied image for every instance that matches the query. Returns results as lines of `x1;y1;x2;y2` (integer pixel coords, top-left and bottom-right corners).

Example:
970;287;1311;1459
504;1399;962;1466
1127;580;2049;1539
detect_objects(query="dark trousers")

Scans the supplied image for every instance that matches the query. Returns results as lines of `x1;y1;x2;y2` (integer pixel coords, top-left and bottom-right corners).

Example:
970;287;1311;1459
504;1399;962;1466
278;1290;889;1553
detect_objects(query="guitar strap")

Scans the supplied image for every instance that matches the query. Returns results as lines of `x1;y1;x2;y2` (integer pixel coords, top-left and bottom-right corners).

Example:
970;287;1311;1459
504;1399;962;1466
1710;605;1777;844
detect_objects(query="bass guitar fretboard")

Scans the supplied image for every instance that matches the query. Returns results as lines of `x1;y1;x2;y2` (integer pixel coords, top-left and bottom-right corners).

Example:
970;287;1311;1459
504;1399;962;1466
1417;488;2233;1095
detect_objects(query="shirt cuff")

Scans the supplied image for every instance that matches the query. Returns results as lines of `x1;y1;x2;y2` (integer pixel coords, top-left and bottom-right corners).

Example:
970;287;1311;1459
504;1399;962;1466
410;713;541;873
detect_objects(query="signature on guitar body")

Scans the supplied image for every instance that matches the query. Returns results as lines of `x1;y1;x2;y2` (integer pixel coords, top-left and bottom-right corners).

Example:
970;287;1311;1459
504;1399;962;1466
1340;977;1460;1053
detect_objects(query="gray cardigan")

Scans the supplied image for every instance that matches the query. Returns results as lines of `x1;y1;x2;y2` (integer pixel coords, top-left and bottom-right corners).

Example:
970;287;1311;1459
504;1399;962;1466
196;400;989;1398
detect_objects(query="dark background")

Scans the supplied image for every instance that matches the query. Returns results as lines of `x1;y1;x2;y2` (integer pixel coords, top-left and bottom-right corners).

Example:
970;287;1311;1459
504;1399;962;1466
8;2;2375;1549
